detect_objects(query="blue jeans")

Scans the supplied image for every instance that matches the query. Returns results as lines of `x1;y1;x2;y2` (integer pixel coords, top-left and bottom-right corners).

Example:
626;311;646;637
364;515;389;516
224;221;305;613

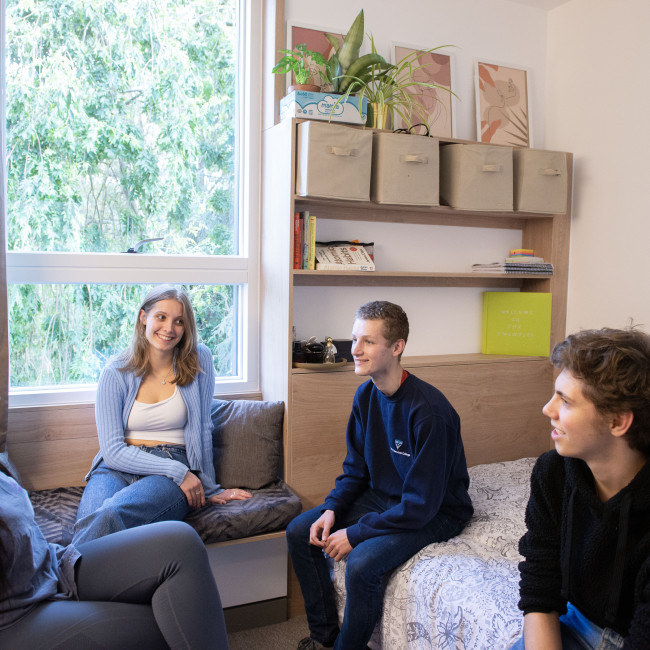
286;489;465;650
510;603;625;650
73;445;191;545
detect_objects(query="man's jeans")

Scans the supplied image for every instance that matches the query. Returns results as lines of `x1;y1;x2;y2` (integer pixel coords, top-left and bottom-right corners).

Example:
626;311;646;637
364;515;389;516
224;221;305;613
73;445;190;545
510;603;625;650
286;489;465;650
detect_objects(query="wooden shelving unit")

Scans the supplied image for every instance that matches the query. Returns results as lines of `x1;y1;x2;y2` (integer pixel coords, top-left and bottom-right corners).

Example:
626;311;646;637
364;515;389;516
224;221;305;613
260;118;572;614
261;115;572;487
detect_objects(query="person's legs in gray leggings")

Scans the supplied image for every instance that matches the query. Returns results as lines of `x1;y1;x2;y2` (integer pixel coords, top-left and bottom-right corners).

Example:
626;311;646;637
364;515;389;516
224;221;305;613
0;520;229;650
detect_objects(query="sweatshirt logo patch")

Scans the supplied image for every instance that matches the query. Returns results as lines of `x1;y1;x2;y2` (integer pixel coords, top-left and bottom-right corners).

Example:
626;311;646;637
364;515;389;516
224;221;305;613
391;440;410;457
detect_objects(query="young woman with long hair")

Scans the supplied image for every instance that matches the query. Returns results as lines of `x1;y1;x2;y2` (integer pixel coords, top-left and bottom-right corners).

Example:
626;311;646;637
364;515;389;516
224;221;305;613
73;284;250;545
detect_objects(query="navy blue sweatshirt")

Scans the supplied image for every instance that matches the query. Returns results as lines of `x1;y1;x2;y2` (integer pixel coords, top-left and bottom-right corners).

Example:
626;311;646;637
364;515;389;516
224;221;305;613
323;373;473;547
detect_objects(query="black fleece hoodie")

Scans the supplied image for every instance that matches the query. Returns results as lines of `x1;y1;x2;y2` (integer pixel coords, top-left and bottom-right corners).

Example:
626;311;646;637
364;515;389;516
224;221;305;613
518;450;650;649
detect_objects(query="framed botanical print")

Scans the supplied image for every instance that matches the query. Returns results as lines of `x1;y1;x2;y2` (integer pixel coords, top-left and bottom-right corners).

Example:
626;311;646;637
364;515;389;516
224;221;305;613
475;59;531;147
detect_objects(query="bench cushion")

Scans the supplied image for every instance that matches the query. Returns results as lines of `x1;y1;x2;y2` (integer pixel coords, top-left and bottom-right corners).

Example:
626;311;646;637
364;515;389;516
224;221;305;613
185;480;301;544
30;481;301;546
211;399;284;490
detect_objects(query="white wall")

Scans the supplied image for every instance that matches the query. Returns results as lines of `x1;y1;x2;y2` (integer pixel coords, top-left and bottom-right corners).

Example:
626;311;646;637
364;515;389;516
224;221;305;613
284;0;555;353
547;0;650;333
285;0;550;145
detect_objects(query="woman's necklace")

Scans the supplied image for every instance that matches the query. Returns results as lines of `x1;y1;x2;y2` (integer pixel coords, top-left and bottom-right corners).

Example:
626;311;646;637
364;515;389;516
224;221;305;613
161;364;174;385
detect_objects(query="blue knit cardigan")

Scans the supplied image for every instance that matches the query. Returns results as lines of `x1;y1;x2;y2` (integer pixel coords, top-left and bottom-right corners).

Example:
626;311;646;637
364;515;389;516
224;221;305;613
87;343;221;498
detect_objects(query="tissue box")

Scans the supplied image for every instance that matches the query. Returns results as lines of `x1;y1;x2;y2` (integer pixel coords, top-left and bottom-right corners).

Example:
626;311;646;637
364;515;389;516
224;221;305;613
280;91;368;125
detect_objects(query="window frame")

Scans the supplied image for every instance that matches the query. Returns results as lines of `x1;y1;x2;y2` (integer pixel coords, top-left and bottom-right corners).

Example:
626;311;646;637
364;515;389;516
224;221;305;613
2;0;262;407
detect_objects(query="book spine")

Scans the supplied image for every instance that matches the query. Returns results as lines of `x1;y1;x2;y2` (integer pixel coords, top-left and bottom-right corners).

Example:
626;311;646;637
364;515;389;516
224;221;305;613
307;214;317;270
301;210;309;269
482;292;490;354
293;212;302;270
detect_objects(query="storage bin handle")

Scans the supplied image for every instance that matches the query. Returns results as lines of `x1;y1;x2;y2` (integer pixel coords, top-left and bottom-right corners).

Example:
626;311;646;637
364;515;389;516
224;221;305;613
328;146;359;157
538;168;562;176
482;163;502;173
400;154;428;164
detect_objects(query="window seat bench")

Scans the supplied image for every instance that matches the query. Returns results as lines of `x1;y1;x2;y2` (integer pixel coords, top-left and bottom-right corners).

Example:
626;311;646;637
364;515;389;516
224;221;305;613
7;398;302;624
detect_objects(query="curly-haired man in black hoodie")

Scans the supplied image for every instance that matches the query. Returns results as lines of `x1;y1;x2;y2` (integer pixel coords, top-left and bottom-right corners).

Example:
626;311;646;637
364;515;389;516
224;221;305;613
512;327;650;650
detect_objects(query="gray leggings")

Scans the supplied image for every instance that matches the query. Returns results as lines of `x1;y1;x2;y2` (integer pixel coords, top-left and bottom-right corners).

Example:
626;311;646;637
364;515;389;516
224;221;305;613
0;520;229;649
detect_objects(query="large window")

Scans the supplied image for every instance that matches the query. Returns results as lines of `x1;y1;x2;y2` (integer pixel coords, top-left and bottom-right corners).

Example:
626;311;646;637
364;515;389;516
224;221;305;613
3;0;261;404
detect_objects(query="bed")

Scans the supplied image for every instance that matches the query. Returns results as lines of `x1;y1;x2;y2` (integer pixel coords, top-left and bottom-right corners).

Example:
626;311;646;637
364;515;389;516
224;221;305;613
331;456;536;650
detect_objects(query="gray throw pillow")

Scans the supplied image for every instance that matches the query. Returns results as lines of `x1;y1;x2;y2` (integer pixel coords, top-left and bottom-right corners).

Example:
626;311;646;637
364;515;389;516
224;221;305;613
211;399;284;490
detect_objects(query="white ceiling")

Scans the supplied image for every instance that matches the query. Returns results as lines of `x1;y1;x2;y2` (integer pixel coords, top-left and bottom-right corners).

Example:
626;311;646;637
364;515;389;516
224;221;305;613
507;0;572;9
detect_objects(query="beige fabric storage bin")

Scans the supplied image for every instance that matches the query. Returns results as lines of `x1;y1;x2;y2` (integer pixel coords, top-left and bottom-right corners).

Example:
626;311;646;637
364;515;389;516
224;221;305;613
295;121;372;201
514;149;568;213
370;132;439;206
439;144;513;211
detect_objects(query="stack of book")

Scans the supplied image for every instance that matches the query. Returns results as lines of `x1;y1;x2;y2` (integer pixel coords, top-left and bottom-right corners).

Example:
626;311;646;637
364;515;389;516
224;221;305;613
472;248;554;275
315;242;375;271
293;211;317;270
293;211;376;271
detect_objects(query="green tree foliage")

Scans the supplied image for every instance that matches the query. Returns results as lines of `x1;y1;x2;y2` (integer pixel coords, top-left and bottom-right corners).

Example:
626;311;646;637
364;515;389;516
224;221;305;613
6;0;239;387
8;283;235;386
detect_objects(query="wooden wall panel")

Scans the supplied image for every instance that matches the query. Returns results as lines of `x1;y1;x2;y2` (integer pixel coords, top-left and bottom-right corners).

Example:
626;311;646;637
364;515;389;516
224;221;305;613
8;403;97;490
290;357;552;511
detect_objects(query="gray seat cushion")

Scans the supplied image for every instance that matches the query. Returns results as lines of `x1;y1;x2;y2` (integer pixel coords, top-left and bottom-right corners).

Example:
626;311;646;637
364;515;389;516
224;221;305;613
30;486;85;546
30;481;301;547
184;480;301;544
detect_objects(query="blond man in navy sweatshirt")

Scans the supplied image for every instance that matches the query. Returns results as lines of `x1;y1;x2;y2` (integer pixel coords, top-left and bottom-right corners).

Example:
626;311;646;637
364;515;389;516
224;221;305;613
287;301;473;650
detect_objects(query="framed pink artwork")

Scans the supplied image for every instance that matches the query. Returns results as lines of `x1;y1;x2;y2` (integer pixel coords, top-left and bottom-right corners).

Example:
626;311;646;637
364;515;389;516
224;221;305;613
475;59;531;147
392;44;454;138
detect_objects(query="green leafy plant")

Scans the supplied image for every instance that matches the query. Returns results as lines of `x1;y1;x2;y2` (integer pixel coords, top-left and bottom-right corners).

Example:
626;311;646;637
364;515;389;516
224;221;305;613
322;9;388;93
337;38;457;129
272;43;327;87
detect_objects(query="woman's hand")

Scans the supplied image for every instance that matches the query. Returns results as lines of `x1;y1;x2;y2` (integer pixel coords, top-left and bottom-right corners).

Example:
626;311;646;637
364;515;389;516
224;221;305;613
180;471;205;509
209;488;253;505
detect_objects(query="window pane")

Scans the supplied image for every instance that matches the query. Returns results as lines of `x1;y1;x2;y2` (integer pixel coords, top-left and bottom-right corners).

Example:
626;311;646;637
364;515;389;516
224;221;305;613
8;284;238;387
6;0;238;256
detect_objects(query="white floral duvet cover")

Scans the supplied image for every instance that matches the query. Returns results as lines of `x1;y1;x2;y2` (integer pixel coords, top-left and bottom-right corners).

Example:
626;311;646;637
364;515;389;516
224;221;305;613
331;456;536;650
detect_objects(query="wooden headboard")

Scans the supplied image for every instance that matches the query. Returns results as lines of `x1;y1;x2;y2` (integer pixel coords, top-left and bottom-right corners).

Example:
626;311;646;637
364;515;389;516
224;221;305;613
290;354;553;511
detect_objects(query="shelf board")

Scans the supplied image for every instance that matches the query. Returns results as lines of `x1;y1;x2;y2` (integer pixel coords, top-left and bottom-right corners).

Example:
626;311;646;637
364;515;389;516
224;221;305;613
292;352;548;374
294;196;560;230
292;270;552;288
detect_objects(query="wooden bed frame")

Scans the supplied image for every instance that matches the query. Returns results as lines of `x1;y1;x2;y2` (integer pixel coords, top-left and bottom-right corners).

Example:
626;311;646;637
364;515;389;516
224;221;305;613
289;353;553;512
288;353;554;616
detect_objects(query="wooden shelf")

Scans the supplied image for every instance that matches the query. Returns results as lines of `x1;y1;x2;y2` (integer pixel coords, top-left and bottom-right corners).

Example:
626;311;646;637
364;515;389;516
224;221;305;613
261;118;571;553
292;269;551;288
262;119;571;616
294;195;563;230
292;352;547;374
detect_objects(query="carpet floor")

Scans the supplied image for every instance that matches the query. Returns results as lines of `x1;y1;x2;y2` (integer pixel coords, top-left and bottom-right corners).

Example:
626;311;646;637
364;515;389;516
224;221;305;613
227;614;309;650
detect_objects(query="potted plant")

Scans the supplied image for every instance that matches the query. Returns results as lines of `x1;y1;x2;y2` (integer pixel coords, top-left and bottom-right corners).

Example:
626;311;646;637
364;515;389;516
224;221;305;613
272;43;328;93
321;9;388;94
336;37;457;130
